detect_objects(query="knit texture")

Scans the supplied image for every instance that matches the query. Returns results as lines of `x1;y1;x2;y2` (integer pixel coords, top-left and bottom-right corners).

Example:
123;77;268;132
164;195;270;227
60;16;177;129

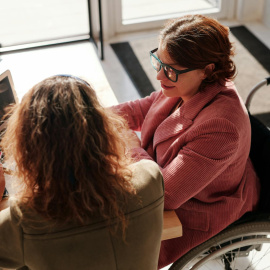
113;81;260;268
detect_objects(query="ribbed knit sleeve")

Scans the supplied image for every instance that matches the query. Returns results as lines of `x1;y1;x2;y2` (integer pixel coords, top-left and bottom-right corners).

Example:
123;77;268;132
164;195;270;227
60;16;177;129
111;91;160;131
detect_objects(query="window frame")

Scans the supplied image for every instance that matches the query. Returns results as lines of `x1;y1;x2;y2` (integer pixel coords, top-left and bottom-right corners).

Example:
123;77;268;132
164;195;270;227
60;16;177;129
103;0;236;37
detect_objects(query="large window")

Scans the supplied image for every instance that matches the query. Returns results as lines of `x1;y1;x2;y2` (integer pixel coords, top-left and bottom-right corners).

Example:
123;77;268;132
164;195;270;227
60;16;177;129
103;0;235;37
0;0;89;48
122;0;221;25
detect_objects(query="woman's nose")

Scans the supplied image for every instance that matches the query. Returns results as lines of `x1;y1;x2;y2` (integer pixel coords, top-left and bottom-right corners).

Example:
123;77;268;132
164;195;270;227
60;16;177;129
156;67;166;81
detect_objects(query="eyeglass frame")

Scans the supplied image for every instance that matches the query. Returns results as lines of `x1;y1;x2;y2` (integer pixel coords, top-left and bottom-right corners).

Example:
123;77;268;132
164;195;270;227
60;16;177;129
150;48;195;82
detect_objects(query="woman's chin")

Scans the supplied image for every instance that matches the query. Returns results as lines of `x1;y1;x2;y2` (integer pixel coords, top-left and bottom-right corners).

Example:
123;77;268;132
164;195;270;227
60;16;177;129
161;87;178;98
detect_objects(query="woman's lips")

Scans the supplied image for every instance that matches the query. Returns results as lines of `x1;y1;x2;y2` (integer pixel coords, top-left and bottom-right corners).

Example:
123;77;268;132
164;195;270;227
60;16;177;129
161;83;174;90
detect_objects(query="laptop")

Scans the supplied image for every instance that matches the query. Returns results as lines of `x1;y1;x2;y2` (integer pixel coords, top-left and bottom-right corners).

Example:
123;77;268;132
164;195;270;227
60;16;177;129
0;69;18;135
0;70;18;196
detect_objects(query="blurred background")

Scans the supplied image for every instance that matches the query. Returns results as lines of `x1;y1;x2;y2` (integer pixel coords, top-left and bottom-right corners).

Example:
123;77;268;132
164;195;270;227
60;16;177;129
0;0;269;108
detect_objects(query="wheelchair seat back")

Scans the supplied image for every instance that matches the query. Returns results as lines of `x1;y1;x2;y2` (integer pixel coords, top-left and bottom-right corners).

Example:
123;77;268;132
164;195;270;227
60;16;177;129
249;113;270;213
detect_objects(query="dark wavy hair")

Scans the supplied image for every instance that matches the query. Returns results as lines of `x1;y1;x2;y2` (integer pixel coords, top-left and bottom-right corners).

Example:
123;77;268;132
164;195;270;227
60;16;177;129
1;75;136;231
159;14;236;88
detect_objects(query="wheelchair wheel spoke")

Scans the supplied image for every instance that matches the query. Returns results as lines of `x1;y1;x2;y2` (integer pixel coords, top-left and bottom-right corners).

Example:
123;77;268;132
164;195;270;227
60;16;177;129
248;244;270;269
170;221;270;270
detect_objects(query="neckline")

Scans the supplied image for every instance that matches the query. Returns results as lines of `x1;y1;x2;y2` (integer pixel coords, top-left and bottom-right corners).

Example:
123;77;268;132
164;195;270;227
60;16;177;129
170;99;183;114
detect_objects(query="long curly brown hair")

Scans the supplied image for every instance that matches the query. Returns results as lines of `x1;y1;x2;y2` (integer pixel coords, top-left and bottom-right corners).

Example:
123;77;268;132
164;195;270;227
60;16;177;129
1;75;136;230
160;14;236;88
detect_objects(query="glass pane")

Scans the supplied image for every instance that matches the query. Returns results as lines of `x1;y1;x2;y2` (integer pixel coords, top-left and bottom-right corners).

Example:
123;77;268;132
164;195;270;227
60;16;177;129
121;0;221;24
0;0;89;47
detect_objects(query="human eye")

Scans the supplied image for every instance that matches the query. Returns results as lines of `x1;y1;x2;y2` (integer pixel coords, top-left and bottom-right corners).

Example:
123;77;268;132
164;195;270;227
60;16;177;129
164;66;176;80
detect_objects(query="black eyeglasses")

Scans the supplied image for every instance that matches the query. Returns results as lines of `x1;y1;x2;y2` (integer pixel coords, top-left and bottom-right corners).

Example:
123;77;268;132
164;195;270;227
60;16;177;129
150;48;195;82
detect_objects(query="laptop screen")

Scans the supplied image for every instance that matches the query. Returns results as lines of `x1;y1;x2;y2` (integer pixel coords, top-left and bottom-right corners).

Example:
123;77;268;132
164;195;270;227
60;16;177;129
0;70;18;133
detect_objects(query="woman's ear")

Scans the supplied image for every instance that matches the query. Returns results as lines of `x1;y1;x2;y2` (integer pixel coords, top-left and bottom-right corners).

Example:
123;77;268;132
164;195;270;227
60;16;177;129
202;63;215;79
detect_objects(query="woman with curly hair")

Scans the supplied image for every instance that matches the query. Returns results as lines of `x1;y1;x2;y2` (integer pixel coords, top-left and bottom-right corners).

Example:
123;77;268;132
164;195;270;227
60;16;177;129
0;75;164;270
112;14;260;268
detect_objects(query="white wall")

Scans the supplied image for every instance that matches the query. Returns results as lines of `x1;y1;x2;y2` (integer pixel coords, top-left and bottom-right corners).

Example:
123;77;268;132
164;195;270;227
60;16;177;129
236;0;265;22
263;0;270;28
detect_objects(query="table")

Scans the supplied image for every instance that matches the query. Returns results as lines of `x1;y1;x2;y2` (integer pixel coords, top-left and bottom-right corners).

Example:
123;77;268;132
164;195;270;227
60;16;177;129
162;210;182;240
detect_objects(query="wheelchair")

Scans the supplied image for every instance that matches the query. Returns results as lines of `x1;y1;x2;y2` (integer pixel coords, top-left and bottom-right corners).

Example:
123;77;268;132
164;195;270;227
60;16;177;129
169;76;270;270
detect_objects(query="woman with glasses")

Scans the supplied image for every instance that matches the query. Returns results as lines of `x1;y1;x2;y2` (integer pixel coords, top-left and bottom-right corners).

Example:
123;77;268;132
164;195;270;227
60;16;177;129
112;14;260;269
0;75;164;270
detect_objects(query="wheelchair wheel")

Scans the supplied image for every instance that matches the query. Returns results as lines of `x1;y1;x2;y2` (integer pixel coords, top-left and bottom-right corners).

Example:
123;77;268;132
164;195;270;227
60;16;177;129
169;221;270;270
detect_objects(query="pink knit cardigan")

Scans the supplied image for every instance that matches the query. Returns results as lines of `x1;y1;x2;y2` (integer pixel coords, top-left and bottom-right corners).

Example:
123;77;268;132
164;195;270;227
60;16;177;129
113;81;260;268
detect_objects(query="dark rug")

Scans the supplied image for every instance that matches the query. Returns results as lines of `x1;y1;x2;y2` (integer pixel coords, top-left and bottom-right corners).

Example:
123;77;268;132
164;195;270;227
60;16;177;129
110;42;156;97
230;26;270;73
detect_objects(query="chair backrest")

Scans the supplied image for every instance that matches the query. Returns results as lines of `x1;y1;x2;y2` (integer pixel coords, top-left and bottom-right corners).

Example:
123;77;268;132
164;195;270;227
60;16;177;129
249;113;270;212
